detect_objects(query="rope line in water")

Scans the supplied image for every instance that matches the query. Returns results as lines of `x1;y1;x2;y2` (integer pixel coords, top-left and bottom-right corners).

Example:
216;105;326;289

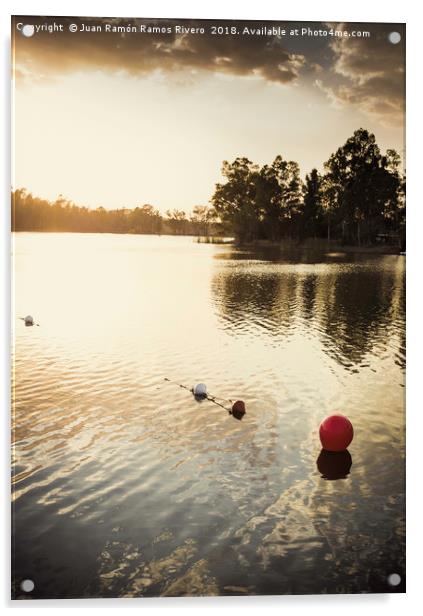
164;378;233;412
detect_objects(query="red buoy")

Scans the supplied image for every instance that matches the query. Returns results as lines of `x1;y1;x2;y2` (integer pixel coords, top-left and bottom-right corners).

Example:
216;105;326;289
319;414;353;452
231;400;246;418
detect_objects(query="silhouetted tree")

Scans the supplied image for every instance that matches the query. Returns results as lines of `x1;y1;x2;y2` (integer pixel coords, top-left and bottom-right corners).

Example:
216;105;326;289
255;164;281;241
271;157;303;237
190;206;215;236
322;128;403;245
12;128;405;246
129;204;162;234
164;209;189;235
302;169;324;238
211;158;260;242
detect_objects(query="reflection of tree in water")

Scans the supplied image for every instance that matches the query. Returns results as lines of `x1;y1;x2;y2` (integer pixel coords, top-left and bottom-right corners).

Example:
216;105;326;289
212;251;405;369
316;266;404;368
301;274;317;321
391;258;406;370
212;268;298;339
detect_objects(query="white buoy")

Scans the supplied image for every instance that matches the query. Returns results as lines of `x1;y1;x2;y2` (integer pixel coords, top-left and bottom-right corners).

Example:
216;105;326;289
193;383;207;398
24;315;34;326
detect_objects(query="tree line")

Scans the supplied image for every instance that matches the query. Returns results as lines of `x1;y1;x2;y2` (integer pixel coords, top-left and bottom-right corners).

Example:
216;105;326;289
12;128;405;247
12;192;216;237
212;128;405;246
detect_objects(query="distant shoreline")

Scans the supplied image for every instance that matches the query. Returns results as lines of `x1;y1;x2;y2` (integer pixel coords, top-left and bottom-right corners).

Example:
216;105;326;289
236;238;403;255
12;231;403;255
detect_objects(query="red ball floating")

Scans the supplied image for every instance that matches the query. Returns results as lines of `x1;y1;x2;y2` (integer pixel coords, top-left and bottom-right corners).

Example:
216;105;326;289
319;414;353;452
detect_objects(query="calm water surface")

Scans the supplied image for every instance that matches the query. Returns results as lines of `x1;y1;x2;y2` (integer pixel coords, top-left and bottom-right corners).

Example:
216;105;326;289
12;233;405;598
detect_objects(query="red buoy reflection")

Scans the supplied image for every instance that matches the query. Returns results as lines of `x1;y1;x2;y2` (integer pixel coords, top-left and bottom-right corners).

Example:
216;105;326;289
316;449;352;480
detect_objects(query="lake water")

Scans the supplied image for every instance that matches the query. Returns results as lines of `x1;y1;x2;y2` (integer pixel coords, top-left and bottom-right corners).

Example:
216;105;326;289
12;233;405;598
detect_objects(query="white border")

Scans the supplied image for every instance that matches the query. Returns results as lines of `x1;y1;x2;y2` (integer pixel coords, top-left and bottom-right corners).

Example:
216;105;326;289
1;1;422;614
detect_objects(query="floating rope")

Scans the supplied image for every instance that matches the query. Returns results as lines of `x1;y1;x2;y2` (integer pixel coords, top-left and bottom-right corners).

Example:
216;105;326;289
164;378;245;418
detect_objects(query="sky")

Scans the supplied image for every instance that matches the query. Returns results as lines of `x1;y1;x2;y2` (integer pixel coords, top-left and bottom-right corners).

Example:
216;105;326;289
12;17;405;214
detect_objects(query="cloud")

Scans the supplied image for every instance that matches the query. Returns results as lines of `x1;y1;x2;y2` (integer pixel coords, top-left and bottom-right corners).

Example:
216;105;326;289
316;22;405;125
12;16;305;86
12;17;405;127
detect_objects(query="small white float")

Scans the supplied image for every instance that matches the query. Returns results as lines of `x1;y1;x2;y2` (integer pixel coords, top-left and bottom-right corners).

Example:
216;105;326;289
193;383;207;398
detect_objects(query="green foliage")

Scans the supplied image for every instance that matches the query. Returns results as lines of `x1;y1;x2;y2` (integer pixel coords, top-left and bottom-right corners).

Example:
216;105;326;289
302;169;324;238
322;128;404;244
210;128;405;245
211;156;303;242
12;128;405;247
211;158;260;243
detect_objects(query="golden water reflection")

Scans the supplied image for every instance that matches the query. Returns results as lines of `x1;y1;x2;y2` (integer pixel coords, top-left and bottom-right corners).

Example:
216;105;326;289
12;234;405;597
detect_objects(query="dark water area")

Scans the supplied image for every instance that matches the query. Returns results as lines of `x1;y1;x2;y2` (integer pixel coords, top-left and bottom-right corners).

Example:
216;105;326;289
12;233;405;598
